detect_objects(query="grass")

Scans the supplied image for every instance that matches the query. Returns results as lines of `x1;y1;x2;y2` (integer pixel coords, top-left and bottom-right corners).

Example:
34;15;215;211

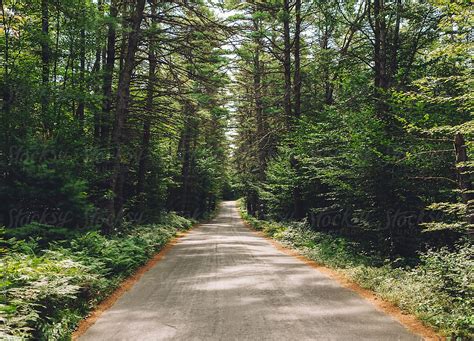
1;213;193;340
239;200;473;338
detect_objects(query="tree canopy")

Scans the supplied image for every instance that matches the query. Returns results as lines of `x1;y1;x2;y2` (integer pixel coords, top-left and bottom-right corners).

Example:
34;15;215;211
227;0;472;256
0;0;472;338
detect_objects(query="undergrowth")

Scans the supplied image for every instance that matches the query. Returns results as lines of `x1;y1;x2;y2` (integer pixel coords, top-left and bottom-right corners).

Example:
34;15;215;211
1;213;193;340
239;200;473;338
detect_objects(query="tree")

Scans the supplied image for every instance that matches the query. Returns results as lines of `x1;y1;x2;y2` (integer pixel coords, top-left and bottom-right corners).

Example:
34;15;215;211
230;0;472;256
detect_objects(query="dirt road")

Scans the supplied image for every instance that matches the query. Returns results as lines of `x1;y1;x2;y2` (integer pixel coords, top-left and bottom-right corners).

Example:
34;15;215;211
79;201;421;340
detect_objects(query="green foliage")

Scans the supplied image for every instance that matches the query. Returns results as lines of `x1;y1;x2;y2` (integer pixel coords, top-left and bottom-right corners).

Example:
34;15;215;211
348;245;473;337
1;137;94;230
240;204;473;337
5;223;80;248
1;250;98;340
232;0;472;258
0;0;471;338
1;214;192;340
0;0;228;235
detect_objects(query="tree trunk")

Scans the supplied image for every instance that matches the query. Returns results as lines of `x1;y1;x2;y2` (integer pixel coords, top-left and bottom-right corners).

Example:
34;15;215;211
291;0;304;219
389;0;401;87
41;0;50;119
454;133;473;225
252;14;266;180
1;1;11;228
283;0;292;128
137;119;151;197
52;4;60;118
373;0;388;91
92;0;103;141
106;0;146;232
137;1;158;200
101;0;117;148
92;48;102;140
180;102;194;216
321;26;333;105
373;0;390;122
75;5;86;128
252;9;267;218
293;0;302;118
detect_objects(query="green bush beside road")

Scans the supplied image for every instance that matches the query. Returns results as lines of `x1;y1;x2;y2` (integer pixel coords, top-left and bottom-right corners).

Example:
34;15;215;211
1;213;193;340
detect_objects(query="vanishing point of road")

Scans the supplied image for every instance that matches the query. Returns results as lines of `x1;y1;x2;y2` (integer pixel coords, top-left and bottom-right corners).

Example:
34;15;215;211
79;201;421;341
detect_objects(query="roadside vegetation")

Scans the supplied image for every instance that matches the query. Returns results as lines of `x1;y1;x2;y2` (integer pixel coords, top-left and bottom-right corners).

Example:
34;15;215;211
231;0;473;338
240;201;473;338
0;2;228;339
0;0;472;339
1;213;193;340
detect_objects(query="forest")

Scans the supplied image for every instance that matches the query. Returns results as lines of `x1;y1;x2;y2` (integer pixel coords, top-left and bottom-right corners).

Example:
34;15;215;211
0;0;472;340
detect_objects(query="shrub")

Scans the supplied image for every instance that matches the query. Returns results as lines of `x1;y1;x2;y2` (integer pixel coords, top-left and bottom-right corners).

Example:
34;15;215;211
240;205;473;337
1;249;99;340
1;217;192;340
348;244;473;336
5;223;80;248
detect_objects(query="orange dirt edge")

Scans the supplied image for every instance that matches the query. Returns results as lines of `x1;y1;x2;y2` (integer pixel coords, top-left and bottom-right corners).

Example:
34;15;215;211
71;226;196;340
241;219;443;341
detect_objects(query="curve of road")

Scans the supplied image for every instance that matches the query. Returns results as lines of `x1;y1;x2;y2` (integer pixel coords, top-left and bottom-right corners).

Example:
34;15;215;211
79;201;421;340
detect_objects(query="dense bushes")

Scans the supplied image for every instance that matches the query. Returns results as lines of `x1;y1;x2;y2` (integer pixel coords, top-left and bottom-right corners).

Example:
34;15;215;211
1;213;193;340
231;0;472;260
4;223;80;248
348;247;473;336
240;202;473;337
